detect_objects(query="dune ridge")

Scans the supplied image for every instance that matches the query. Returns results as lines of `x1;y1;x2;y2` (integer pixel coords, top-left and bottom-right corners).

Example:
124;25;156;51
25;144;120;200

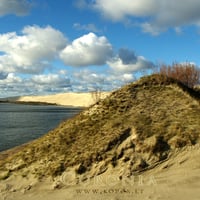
0;74;200;200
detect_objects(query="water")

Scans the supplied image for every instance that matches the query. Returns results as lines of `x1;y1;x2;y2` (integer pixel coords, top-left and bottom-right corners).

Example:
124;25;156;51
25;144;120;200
0;103;82;152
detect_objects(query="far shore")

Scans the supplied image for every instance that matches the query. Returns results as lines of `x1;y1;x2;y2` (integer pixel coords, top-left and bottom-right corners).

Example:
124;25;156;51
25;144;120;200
0;100;58;106
0;92;111;107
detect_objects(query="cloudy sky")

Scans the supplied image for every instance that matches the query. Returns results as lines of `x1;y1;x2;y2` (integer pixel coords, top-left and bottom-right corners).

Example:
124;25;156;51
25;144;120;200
0;0;200;97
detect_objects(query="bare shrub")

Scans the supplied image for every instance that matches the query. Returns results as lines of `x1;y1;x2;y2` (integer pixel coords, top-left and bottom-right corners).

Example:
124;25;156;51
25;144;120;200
91;87;102;103
158;63;200;88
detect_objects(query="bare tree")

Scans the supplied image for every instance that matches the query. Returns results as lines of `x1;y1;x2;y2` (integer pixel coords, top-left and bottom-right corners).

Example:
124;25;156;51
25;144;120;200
91;87;102;103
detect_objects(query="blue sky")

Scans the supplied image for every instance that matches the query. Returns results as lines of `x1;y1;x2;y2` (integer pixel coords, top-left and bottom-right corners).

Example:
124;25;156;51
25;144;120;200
0;0;200;97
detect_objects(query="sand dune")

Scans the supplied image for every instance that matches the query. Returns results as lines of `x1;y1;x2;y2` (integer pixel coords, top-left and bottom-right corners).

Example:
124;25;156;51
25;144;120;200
17;92;110;107
1;75;200;200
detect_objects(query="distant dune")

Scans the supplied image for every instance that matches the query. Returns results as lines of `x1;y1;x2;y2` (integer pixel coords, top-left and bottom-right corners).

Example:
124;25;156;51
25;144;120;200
14;92;110;107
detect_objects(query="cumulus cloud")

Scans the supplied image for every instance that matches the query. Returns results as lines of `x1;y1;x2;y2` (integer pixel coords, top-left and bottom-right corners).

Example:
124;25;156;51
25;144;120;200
0;73;22;97
0;0;31;16
72;70;104;91
31;74;70;86
108;48;154;73
0;24;156;96
71;68;136;92
0;72;71;97
0;73;21;83
0;25;67;74
31;74;71;93
91;0;200;34
118;48;137;65
93;0;156;20
0;69;136;97
74;70;105;84
122;73;135;82
60;32;113;66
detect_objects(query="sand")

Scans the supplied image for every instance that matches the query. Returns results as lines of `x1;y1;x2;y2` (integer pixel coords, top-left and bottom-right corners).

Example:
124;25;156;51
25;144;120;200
1;85;200;200
17;92;110;107
1;143;200;200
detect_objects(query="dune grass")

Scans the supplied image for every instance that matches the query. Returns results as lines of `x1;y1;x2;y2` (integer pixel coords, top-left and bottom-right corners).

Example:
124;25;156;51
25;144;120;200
0;74;200;179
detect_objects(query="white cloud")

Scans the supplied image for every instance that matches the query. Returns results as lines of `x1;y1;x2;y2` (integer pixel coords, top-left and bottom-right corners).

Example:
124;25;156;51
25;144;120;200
93;0;156;21
72;70;105;91
0;0;31;16
0;24;157;96
31;73;71;94
0;73;23;97
0;72;71;97
71;69;136;92
141;23;164;36
108;56;153;72
107;49;154;73
0;69;137;97
0;25;67;74
74;70;105;84
122;73;135;82
32;74;70;86
73;23;101;33
91;0;200;34
60;32;113;66
2;73;22;84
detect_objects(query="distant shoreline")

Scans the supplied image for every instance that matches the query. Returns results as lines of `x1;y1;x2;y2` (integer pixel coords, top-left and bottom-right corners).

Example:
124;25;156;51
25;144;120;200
0;100;87;109
0;100;58;106
0;92;110;107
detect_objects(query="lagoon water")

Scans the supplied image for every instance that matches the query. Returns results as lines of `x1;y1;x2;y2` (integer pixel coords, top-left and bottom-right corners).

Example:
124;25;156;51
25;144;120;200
0;103;82;152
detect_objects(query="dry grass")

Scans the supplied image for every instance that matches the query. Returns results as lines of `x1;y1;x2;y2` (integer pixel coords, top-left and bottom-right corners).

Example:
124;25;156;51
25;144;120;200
0;74;200;179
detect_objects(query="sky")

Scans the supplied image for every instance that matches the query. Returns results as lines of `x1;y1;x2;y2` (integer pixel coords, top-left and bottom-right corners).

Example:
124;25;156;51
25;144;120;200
1;0;200;97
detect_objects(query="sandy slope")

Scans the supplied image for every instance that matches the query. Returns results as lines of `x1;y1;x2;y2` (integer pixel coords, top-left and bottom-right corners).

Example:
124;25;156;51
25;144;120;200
17;92;110;107
1;143;200;200
1;76;200;200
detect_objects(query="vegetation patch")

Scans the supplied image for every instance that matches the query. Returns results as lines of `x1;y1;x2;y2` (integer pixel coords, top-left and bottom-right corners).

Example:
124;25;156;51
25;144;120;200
0;74;200;180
